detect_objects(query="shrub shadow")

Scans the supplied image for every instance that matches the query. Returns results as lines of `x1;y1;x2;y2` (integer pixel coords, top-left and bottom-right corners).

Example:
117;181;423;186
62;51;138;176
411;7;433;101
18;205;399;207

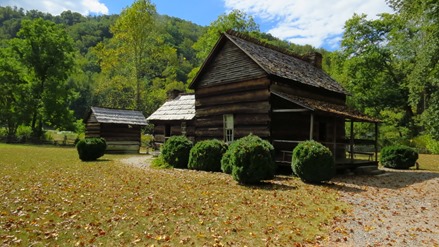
244;180;298;191
330;169;439;191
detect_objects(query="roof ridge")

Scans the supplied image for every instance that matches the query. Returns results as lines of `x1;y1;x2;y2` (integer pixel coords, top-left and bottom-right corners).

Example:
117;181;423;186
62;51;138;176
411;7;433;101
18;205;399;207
225;30;309;63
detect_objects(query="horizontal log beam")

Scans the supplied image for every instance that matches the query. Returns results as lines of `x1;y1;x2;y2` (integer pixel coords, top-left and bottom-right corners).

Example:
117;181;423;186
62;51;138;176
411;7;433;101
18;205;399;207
196;102;270;117
196;89;270;107
196;78;270;97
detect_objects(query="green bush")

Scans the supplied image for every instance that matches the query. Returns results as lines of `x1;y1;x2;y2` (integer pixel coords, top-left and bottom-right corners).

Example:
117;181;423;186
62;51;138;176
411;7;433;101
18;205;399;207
292;140;335;184
151;155;173;169
426;138;439;154
223;134;276;184
161;135;193;169
380;145;418;169
220;145;234;174
16;125;32;142
188;139;227;172
76;137;107;161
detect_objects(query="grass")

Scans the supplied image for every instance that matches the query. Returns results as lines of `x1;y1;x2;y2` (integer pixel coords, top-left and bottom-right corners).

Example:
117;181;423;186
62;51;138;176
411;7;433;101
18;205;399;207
0;144;347;246
416;154;439;171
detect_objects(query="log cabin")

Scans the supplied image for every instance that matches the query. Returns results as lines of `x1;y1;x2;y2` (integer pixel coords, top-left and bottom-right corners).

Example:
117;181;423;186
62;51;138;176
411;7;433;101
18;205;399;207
151;30;380;168
85;107;147;154
146;94;195;146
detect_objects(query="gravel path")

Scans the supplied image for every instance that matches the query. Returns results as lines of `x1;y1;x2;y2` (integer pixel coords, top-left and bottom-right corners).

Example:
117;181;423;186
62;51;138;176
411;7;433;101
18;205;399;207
323;169;439;246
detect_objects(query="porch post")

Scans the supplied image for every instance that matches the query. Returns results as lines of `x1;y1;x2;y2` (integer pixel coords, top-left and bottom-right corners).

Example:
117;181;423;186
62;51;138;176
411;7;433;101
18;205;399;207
333;117;337;162
309;113;314;140
350;120;354;162
375;122;379;162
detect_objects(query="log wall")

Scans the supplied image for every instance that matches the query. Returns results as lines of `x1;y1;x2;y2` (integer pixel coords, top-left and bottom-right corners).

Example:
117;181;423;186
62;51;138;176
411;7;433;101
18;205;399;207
85;113;143;154
197;40;266;88
195;78;271;141
150;120;195;145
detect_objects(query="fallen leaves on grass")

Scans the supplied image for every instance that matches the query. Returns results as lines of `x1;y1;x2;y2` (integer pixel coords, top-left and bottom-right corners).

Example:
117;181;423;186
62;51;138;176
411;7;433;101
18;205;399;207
0;144;346;246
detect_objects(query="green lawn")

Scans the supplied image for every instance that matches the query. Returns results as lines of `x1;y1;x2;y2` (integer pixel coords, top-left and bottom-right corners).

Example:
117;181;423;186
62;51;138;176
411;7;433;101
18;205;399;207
417;153;439;171
0;144;346;246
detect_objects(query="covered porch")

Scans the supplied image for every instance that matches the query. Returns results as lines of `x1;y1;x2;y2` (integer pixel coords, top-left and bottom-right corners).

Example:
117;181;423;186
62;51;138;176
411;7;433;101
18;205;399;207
271;91;380;169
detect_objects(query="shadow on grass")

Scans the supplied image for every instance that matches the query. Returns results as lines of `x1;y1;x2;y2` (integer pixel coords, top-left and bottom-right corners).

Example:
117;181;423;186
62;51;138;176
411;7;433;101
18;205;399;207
245;181;298;191
80;159;113;163
330;169;439;191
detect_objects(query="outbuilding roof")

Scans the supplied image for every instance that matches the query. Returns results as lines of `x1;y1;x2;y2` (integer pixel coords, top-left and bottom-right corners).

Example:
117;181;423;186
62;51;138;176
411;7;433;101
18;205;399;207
190;30;346;95
88;107;147;126
272;90;380;123
147;94;195;121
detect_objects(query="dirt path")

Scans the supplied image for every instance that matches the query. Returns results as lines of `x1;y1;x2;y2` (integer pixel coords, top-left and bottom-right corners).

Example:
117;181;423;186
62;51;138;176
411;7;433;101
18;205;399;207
323;169;439;246
119;155;153;169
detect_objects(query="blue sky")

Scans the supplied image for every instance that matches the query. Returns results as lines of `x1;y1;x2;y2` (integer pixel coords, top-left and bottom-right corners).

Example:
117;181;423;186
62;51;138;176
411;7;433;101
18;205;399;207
1;0;392;50
102;0;225;26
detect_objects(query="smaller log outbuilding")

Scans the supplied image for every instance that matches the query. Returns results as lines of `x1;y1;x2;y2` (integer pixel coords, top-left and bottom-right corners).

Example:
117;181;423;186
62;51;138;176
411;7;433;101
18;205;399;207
147;94;195;146
85;107;147;154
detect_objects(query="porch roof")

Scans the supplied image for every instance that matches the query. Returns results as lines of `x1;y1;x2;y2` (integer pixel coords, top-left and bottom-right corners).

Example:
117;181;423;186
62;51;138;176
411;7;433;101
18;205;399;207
272;90;380;123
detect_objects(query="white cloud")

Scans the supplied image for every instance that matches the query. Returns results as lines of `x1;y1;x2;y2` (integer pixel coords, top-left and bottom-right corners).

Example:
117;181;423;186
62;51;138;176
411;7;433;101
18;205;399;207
223;0;393;49
1;0;109;16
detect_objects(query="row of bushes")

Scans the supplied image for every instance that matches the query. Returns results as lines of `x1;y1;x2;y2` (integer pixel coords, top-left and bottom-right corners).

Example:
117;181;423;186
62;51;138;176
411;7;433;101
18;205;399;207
158;135;338;184
75;135;419;183
159;135;276;184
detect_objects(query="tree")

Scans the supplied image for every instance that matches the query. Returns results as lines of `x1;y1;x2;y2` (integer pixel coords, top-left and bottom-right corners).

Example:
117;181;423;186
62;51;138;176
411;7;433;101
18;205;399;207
329;13;415;144
0;46;29;141
329;1;439;143
188;10;259;83
94;0;183;115
193;9;259;63
12;18;76;140
386;0;439;139
109;0;160;110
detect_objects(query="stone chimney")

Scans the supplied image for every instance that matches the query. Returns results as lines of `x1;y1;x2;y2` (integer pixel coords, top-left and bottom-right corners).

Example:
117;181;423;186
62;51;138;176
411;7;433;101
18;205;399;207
304;52;323;69
167;89;183;100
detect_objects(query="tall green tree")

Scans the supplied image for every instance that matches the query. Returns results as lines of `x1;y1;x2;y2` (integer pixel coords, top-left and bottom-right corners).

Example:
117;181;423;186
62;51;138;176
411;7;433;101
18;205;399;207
193;9;259;63
0;46;29;140
12;18;76;139
109;0;160;110
329;0;439;143
94;0;182;115
386;0;439;139
188;10;259;83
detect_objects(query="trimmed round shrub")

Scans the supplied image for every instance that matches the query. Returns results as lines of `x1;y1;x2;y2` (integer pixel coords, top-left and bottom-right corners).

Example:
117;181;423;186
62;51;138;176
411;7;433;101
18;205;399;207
224;134;276;184
292;140;335;184
76;137;107;161
221;141;239;174
380;145;418;169
188;139;227;172
161;135;193;169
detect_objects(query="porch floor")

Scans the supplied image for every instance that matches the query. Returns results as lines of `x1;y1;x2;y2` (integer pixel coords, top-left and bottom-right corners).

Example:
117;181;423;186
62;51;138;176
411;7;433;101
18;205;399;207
275;157;378;169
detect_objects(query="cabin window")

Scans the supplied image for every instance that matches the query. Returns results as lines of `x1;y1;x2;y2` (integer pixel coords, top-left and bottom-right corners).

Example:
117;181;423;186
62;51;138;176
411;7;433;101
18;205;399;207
165;125;171;137
181;121;187;136
223;114;234;143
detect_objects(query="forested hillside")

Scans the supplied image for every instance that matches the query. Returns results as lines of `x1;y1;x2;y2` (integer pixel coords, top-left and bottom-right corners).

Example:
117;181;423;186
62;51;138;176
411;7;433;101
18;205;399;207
0;4;205;140
0;0;437;153
0;3;319;142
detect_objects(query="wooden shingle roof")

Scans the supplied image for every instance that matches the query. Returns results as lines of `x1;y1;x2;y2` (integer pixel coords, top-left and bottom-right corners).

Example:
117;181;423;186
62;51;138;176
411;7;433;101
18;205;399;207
190;30;346;95
89;107;147;126
147;94;195;121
